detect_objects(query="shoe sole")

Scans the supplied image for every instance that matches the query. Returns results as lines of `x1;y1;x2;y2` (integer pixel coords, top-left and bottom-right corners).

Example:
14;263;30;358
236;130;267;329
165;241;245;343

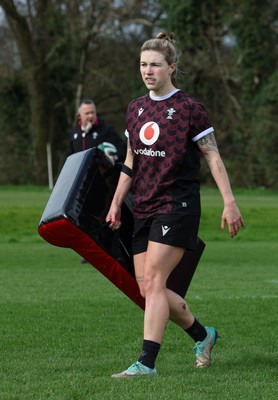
112;373;157;378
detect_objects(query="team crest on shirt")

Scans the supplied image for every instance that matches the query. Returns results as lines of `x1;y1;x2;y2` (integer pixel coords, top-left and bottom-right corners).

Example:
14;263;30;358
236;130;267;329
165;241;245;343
139;122;160;145
166;108;176;119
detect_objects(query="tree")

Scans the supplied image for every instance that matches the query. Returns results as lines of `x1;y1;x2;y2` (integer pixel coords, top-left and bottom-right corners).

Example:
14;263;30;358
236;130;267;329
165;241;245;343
0;0;162;185
1;0;276;188
0;0;53;183
230;0;278;188
159;0;278;188
158;0;242;183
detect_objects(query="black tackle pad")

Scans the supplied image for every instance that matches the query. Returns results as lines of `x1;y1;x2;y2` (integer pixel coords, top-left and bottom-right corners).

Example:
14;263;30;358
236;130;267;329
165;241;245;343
39;147;205;300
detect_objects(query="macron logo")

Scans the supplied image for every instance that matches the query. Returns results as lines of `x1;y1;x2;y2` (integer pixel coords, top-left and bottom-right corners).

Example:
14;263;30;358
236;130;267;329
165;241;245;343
138;107;144;116
162;225;171;236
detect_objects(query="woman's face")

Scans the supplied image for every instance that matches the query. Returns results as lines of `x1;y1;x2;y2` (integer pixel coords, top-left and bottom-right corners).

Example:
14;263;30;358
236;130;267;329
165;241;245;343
140;50;176;96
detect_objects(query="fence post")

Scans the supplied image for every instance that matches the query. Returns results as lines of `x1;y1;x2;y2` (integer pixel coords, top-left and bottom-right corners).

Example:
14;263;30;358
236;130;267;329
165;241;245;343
46;143;54;190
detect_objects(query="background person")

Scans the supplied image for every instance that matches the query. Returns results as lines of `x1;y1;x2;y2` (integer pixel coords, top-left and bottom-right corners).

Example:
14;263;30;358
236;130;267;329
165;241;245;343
106;32;244;378
69;98;126;163
69;98;126;264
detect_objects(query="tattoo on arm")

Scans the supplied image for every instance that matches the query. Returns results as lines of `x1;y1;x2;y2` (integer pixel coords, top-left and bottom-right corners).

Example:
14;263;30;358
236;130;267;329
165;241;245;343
197;133;219;154
198;133;223;173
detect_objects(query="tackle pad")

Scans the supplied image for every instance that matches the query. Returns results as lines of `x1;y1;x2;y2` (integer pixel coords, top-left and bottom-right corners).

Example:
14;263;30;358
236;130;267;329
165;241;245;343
38;148;205;310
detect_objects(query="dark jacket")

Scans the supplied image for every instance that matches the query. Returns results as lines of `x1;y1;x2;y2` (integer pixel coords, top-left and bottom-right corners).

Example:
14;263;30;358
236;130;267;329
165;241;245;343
69;117;126;162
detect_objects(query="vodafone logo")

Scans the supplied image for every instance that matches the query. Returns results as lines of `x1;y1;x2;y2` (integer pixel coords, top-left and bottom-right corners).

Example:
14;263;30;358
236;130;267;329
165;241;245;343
139;122;160;145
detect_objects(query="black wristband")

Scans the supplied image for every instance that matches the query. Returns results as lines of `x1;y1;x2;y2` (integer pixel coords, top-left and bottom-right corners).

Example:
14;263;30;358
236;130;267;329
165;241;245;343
121;164;132;178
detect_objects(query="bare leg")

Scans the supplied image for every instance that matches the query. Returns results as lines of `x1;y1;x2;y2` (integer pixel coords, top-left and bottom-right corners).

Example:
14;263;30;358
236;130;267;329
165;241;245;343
134;247;195;337
167;289;195;329
111;244;216;377
134;241;190;343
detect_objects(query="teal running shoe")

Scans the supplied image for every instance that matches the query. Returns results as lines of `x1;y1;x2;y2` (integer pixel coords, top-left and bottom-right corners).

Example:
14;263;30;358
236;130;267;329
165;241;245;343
111;361;157;378
193;326;219;368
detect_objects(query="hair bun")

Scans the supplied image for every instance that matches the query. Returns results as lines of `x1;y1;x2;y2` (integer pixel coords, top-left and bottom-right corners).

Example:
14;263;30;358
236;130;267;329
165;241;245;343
156;32;175;44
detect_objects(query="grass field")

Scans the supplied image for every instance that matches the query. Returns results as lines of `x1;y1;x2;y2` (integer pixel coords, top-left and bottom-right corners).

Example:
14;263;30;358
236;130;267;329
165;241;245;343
0;186;277;400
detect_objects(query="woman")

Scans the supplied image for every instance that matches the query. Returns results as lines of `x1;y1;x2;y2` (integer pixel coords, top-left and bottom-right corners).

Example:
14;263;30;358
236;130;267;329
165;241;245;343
106;32;244;378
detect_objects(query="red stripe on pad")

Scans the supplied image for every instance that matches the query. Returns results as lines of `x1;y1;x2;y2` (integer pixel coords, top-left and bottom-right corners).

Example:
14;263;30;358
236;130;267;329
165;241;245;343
38;219;145;309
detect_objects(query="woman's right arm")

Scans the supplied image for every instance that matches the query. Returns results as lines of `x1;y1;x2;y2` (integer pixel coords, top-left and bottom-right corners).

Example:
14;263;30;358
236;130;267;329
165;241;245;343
106;139;133;230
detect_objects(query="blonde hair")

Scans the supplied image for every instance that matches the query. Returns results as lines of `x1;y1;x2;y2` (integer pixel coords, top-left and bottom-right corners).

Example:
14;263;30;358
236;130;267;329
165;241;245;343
140;32;179;86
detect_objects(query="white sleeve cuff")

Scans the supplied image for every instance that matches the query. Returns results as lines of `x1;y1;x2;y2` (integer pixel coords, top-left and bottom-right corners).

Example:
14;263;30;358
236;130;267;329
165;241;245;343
192;127;214;142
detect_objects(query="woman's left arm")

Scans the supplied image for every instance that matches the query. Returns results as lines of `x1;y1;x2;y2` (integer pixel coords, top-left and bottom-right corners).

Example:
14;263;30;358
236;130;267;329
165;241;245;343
197;132;244;237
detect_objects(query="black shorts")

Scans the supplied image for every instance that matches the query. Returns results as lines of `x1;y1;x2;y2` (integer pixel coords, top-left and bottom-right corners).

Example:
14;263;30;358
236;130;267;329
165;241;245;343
132;214;200;255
